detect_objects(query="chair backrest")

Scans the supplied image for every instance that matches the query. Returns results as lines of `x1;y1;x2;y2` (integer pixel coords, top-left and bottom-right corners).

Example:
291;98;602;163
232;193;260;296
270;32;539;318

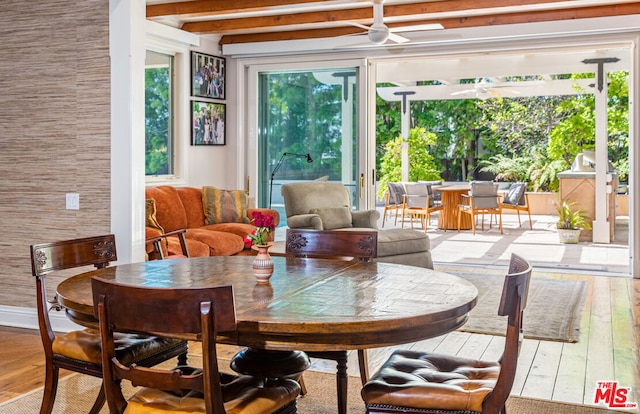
285;229;377;260
386;182;405;205
31;234;117;277
404;183;432;208
92;277;236;414
470;181;499;209
502;182;527;206
484;253;532;412
281;182;351;218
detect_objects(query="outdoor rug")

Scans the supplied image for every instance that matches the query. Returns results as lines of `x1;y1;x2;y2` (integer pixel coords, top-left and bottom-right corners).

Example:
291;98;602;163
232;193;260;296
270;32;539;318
453;271;587;342
0;369;628;414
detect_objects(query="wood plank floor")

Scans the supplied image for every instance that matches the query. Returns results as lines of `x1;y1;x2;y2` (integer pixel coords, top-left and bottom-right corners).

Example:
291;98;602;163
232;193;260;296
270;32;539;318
1;269;638;410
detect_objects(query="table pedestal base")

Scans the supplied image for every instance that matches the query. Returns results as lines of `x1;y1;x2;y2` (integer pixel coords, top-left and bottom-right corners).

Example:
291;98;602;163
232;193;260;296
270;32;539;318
230;347;310;381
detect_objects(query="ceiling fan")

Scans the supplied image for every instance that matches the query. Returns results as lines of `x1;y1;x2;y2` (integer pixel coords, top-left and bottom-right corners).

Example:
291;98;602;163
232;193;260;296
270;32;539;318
346;0;443;45
450;78;522;98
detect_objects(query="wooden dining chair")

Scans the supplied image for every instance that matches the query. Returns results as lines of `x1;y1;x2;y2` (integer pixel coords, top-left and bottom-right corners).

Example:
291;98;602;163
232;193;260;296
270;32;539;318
146;228;191;260
458;181;503;235
361;253;532;414
92;277;301;414
285;228;377;414
29;234;188;414
499;182;533;229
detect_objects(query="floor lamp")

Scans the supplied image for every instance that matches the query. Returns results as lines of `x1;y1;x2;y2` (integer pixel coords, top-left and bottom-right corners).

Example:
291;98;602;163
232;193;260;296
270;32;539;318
269;152;313;208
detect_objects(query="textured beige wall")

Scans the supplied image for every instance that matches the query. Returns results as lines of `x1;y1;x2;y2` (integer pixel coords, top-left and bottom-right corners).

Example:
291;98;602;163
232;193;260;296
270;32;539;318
0;1;111;308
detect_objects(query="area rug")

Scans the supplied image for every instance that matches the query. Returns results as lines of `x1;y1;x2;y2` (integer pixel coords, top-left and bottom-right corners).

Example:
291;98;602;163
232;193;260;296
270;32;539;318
0;370;627;414
453;271;587;342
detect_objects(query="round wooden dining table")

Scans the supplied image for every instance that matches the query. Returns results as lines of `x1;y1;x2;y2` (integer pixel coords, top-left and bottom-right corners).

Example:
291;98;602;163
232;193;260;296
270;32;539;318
433;184;473;230
57;256;477;413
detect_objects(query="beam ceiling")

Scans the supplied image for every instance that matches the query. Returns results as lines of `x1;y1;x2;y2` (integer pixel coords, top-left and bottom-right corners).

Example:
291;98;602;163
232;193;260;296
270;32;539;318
146;0;640;45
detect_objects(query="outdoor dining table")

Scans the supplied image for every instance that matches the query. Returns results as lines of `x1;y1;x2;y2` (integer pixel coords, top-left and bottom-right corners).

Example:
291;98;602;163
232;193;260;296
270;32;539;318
433;184;473;230
56;255;478;414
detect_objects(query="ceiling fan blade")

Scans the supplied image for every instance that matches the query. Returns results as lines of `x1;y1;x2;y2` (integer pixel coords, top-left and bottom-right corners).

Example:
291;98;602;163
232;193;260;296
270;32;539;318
347;21;373;32
450;89;476;96
387;32;410;44
390;23;444;33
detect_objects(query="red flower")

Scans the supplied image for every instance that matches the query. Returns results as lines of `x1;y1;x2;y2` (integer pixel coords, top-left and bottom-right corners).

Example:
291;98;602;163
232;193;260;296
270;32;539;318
246;213;275;246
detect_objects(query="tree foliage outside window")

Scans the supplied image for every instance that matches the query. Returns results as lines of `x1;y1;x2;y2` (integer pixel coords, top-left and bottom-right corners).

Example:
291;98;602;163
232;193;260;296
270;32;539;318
260;70;356;181
376;127;441;200
375;72;629;190
145;51;173;176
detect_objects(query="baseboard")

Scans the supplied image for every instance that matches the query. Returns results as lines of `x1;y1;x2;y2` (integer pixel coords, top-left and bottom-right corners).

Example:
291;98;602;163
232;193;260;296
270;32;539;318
0;305;78;332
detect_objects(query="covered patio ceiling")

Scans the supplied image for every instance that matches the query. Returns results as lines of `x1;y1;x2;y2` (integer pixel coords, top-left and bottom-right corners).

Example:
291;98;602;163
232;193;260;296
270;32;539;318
375;46;630;100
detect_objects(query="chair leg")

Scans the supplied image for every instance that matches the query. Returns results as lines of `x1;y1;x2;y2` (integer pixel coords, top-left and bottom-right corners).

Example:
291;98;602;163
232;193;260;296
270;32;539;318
40;364;59;414
88;382;107;414
298;375;308;395
516;210;522;227
526;208;533;229
358;350;369;386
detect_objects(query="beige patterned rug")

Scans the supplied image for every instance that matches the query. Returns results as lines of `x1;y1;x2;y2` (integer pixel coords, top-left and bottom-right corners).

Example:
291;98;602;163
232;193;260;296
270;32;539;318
0;369;625;414
454;271;587;342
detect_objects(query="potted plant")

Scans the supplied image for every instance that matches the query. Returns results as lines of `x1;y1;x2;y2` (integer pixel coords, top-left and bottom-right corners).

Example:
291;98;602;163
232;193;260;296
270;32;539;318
554;200;591;244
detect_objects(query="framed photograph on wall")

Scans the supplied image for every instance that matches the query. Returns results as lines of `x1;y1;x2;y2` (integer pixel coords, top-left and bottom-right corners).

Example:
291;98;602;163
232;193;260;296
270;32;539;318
191;51;225;100
191;101;225;146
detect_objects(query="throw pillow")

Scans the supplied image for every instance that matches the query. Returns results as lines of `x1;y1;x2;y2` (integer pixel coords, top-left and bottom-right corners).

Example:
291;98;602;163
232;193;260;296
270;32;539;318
202;186;250;225
310;207;353;230
145;199;165;234
503;183;526;206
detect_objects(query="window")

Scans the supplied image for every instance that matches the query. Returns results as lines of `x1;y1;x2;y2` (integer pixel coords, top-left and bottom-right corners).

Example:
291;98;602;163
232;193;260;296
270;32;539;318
145;50;174;176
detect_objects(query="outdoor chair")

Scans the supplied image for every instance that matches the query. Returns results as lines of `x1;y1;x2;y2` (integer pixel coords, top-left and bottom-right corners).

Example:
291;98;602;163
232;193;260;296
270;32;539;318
29;234;188;414
401;183;443;232
458;181;503;234
382;182;406;227
285;228;377;414
92;277;301;414
499;182;533;229
361;253;532;414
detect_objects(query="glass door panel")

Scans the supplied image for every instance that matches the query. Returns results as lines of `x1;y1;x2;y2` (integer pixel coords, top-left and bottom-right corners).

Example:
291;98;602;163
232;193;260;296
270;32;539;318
258;67;359;223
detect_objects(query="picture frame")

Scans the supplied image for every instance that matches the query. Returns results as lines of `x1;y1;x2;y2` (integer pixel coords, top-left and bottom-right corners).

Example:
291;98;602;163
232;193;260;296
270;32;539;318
191;101;225;146
191;51;225;100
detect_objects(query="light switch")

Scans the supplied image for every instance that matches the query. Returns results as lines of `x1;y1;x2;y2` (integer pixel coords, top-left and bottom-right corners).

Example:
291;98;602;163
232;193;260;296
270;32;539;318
66;193;80;210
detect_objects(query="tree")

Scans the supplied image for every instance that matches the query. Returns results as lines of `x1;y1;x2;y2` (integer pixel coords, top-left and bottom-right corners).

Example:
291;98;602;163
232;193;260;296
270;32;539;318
549;71;629;182
145;67;170;175
377;127;441;200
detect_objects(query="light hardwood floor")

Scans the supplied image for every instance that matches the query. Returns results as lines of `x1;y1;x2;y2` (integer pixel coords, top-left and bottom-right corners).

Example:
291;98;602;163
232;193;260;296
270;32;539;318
1;269;638;410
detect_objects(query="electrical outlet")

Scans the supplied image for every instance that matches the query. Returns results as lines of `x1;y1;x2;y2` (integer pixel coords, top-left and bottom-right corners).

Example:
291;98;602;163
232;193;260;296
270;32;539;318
66;193;80;210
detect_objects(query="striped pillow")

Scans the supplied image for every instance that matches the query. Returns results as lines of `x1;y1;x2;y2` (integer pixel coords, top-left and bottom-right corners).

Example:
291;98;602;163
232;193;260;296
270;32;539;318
202;186;250;225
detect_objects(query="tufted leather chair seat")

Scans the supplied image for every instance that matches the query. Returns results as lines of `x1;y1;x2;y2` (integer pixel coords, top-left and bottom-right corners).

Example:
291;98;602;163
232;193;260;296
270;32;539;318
124;373;300;414
52;329;183;366
361;349;500;412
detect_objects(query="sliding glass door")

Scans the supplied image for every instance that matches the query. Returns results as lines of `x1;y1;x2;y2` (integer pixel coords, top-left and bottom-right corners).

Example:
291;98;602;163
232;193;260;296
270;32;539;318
255;66;362;221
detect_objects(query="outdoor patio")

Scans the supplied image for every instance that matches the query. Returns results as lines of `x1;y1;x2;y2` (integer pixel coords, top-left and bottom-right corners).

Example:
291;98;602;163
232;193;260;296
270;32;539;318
379;208;631;276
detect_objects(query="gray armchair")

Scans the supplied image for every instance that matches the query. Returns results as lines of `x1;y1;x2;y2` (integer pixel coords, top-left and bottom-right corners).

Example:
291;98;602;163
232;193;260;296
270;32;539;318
281;182;379;230
282;181;433;269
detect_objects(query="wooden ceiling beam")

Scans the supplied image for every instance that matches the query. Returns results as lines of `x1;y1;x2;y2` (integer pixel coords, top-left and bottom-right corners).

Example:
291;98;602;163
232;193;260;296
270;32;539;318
147;0;331;18
178;0;572;34
219;3;640;44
